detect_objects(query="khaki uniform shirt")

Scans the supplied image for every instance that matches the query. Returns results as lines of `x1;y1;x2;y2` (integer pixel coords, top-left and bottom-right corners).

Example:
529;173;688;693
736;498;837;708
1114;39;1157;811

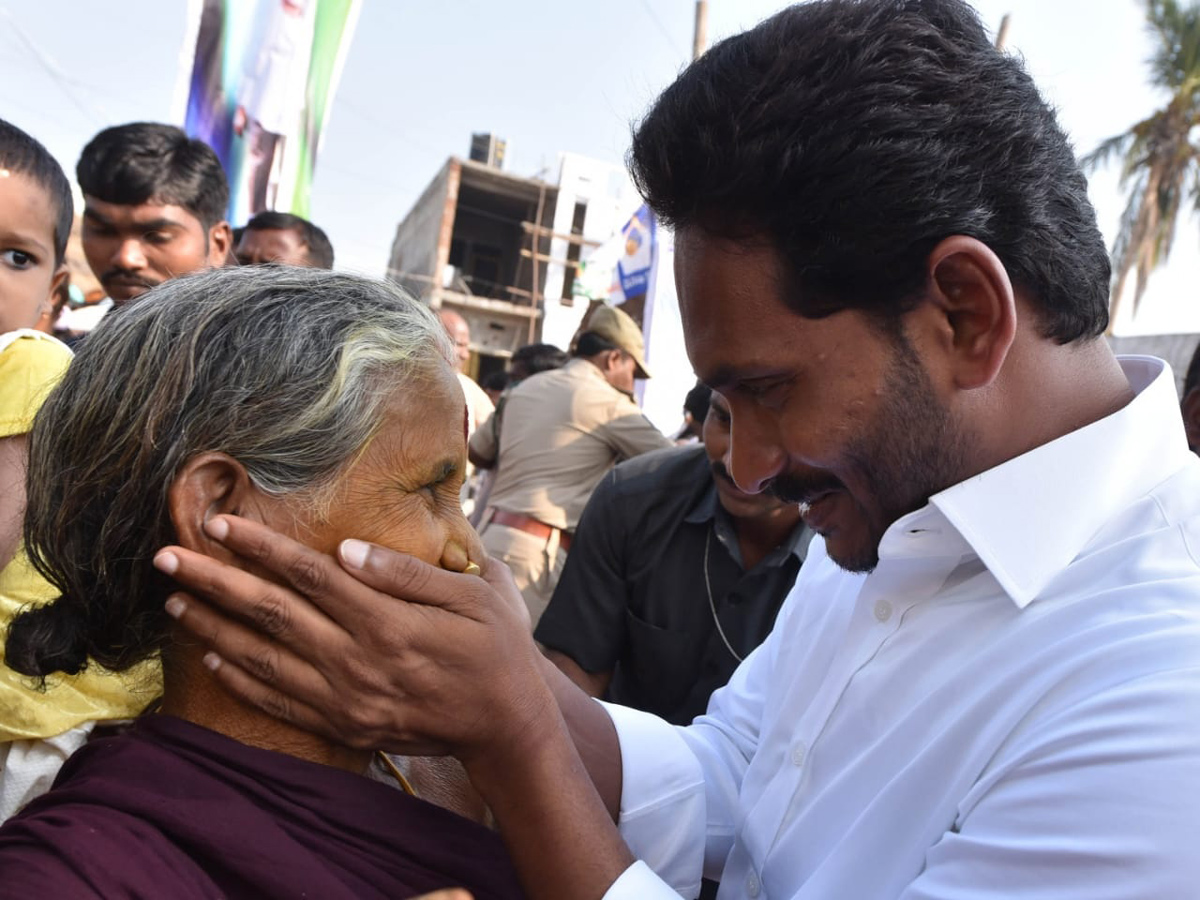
470;358;671;531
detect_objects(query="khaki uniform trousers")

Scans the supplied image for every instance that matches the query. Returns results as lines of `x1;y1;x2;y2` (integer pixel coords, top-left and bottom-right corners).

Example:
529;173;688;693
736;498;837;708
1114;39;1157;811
480;522;567;628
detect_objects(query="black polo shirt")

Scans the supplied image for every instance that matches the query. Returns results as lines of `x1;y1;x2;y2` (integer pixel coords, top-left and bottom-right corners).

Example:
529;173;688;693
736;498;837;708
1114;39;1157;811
535;444;810;725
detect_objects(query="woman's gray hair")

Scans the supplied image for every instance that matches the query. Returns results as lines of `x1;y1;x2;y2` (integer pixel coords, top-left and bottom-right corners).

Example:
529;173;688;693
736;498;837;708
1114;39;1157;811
8;266;453;678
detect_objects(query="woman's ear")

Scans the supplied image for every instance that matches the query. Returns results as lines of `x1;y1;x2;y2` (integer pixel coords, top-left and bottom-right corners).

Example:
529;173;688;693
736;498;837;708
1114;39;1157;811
167;453;257;558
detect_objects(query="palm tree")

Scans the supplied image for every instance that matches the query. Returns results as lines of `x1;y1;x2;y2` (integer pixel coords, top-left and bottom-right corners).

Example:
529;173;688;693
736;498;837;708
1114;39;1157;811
1081;0;1200;328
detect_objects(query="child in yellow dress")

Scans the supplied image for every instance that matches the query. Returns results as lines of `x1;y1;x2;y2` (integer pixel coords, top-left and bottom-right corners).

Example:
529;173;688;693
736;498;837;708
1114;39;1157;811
0;119;160;818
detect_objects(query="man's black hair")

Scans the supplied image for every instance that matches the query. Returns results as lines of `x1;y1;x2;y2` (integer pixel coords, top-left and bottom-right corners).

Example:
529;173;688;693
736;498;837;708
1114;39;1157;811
511;342;567;376
574;331;621;358
629;0;1111;343
0;118;73;265
76;122;229;230
243;210;335;269
481;370;510;393
684;382;713;423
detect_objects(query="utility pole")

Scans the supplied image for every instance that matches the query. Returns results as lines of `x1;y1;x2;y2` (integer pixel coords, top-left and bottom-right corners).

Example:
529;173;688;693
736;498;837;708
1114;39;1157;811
693;0;708;60
995;13;1011;51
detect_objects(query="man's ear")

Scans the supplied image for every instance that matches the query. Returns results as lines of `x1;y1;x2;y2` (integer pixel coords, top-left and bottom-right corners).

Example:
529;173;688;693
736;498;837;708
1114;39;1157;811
168;452;257;558
1182;388;1200;452
208;221;234;267
922;235;1017;391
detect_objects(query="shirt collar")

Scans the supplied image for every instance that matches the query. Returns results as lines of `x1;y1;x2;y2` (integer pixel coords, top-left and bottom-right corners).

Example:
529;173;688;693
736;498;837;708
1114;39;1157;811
566;356;605;382
879;356;1193;609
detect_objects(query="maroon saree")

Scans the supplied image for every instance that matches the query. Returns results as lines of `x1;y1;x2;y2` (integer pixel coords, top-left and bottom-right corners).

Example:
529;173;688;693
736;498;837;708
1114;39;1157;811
0;715;526;899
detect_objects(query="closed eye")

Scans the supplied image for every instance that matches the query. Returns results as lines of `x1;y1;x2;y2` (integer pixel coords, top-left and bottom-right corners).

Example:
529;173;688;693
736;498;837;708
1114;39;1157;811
738;377;789;401
419;460;461;498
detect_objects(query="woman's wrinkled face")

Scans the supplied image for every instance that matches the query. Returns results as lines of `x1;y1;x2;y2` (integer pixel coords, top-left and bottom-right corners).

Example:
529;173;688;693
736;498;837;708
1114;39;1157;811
288;361;483;572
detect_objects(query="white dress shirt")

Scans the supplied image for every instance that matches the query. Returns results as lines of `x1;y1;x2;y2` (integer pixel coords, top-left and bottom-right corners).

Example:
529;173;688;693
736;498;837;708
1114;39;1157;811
602;356;1200;899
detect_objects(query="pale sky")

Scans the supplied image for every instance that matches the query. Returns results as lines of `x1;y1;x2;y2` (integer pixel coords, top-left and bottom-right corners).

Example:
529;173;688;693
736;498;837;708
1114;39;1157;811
1;0;1194;336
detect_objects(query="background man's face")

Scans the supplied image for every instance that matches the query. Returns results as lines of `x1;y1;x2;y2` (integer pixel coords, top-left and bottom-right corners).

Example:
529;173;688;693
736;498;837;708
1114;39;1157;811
676;228;970;573
236;227;310;267
81;197;228;305
603;350;637;396
438;310;471;373
703;392;799;522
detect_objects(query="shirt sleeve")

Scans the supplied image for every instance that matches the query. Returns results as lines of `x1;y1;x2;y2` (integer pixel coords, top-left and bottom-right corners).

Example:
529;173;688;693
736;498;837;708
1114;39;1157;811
534;470;628;670
598;402;672;462
601;574;801;886
0;336;71;439
601;861;688;899
469;409;499;465
898;665;1200;900
602;701;707;898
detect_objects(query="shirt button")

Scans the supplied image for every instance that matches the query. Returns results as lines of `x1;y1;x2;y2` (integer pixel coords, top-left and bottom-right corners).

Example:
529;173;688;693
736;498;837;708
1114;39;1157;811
746;870;761;897
873;600;892;622
791;743;806;767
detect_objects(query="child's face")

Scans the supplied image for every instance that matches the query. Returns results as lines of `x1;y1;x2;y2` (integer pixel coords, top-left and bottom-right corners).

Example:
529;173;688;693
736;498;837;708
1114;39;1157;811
0;169;66;334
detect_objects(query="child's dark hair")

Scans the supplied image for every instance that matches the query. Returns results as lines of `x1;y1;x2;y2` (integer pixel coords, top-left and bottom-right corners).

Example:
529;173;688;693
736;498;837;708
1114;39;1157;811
0;118;74;265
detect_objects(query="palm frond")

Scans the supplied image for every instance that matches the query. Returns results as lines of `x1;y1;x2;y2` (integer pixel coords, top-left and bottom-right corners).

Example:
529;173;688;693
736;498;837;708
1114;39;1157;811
1145;0;1200;90
1101;1;1200;321
1080;131;1137;172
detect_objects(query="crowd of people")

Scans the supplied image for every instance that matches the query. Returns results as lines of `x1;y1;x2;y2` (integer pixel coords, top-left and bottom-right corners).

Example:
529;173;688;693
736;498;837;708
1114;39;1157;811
1;0;1200;898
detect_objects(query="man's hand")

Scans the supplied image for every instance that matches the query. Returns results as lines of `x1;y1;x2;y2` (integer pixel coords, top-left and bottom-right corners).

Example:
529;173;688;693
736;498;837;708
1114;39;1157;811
154;514;551;763
155;514;637;900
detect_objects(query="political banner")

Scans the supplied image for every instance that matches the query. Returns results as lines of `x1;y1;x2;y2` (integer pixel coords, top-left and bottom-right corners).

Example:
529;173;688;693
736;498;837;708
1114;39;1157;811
616;204;656;299
178;0;360;224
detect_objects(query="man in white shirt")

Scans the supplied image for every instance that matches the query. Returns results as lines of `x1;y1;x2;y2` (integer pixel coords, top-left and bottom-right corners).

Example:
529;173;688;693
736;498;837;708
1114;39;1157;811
233;0;316;212
156;1;1200;898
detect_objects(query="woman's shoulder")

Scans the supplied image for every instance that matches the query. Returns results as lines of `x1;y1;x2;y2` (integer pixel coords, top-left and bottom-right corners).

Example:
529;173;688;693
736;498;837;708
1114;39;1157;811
0;782;216;899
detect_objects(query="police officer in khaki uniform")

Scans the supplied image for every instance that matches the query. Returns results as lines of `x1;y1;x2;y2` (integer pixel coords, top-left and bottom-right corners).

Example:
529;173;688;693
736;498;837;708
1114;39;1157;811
469;305;671;625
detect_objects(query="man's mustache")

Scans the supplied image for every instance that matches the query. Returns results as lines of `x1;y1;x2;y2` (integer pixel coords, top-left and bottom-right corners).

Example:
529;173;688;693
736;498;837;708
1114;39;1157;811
711;460;842;505
100;269;160;291
768;472;844;505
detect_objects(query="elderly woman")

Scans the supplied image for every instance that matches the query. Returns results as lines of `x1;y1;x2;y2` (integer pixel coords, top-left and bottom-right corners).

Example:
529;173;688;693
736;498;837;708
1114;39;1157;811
0;267;524;899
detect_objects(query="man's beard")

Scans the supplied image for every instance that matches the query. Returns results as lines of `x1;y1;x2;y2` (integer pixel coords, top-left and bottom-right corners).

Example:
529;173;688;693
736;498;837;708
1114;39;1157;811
769;335;972;573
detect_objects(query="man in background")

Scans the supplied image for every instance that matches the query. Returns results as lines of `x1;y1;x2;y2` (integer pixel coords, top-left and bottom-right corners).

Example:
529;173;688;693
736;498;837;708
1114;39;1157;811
77;122;230;310
437;308;494;517
468;342;570;528
470;305;671;624
235;211;333;269
537;388;809;726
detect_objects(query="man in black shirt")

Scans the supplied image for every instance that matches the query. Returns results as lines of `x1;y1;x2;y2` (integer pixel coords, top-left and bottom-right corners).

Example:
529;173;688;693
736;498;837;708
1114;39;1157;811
536;391;810;725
